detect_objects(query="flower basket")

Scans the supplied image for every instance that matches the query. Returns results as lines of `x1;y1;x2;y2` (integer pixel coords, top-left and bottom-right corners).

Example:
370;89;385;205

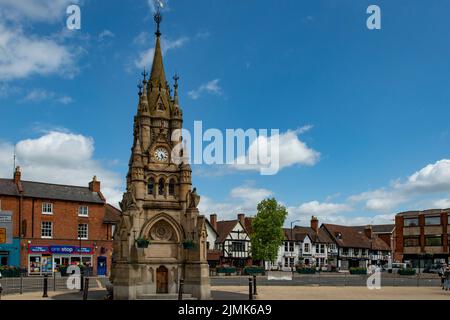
297;267;316;274
182;240;195;249
135;238;150;248
398;268;416;276
243;266;265;275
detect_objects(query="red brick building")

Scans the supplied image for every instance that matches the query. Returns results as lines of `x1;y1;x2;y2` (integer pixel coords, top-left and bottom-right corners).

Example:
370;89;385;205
394;209;449;268
0;167;120;276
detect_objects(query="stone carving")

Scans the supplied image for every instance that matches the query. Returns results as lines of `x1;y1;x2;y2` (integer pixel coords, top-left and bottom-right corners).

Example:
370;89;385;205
186;188;200;209
119;184;137;211
150;220;175;241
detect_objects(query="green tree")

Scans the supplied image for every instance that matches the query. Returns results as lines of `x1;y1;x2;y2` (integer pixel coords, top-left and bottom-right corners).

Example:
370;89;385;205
250;198;288;265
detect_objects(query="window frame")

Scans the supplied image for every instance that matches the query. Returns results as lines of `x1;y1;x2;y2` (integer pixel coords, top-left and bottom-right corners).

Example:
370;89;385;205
42;203;53;215
424;235;442;247
403;236;420;247
404;217;419;227
424;216;441;226
41;221;53;239
78;205;89;217
78;223;89;240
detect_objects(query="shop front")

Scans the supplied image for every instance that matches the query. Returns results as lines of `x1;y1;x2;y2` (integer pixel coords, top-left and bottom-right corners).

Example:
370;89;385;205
28;245;94;276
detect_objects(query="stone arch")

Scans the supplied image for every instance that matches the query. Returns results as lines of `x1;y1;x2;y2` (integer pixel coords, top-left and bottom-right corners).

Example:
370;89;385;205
140;213;184;243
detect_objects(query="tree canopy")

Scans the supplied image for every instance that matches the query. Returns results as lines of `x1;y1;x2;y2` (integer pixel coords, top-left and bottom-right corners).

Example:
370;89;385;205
250;198;288;262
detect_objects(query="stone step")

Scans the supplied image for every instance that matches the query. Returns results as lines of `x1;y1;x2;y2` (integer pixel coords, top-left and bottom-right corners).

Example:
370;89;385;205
137;293;196;300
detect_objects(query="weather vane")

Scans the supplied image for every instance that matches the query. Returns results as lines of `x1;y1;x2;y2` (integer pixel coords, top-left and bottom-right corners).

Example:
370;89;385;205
153;0;164;37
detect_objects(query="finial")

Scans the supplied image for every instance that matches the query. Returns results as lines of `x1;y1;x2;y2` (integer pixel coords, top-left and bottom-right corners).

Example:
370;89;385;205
137;82;143;96
142;68;148;84
154;7;163;37
173;73;179;88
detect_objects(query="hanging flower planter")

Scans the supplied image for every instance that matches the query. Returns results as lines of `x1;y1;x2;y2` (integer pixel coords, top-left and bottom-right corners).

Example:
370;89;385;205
182;240;195;249
135;238;151;248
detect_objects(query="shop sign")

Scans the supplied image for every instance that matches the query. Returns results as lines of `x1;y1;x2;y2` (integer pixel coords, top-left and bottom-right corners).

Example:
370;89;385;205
28;245;94;255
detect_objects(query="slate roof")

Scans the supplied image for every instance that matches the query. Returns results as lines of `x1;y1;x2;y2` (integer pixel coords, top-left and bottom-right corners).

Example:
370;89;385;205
104;204;121;224
322;224;390;251
215;220;238;243
0;179;19;196
292;226;333;243
353;224;395;234
0;178;104;204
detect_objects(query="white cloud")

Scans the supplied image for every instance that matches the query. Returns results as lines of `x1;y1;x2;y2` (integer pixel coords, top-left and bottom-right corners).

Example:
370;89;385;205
288;201;352;217
199;185;273;219
349;159;450;212
22;89;73;105
431;198;450;209
134;36;189;70
0;0;78;22
188;79;223;100
0;22;77;81
232;127;320;173
0;131;124;207
98;30;115;42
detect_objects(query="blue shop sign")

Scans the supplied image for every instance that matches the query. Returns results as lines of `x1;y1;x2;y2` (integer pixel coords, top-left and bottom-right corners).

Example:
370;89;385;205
28;245;94;255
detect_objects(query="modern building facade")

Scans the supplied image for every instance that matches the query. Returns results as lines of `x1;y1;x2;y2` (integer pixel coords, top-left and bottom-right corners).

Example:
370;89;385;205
0;167;119;276
395;209;449;268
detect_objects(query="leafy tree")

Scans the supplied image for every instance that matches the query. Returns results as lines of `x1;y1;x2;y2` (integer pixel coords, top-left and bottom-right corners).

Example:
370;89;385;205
250;198;287;265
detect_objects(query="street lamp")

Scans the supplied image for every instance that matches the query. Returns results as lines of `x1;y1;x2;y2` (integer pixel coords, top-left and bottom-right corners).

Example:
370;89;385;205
290;220;301;275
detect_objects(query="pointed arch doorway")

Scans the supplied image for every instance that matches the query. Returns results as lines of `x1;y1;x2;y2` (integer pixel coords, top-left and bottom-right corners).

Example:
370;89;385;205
156;266;168;293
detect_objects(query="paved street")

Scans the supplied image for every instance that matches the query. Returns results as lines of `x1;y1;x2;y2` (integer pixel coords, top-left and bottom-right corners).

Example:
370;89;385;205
210;273;441;287
212;286;450;300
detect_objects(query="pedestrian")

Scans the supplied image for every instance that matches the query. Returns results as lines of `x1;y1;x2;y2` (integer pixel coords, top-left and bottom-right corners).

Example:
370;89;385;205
444;267;450;291
438;264;446;289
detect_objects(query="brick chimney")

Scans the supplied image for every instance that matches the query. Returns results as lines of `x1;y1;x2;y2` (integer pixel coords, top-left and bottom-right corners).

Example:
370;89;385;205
364;225;373;239
237;213;245;226
210;214;217;230
311;216;319;234
89;176;101;193
14;166;21;185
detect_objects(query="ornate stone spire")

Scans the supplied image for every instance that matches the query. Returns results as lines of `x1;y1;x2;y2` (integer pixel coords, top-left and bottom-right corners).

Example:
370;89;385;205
149;11;167;89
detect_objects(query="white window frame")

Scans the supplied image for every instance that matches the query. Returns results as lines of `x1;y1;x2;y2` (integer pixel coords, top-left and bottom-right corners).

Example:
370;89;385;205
78;205;89;217
78;224;88;240
41;221;53;239
42;203;53;215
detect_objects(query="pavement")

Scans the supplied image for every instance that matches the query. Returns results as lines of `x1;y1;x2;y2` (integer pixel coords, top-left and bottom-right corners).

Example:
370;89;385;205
211;286;450;300
2;286;450;300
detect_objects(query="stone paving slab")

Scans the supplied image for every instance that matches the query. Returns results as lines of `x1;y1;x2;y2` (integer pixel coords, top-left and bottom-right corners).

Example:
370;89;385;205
212;286;450;300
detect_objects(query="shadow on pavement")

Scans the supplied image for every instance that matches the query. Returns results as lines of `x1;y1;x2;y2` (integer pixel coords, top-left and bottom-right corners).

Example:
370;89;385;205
211;290;248;300
52;289;108;300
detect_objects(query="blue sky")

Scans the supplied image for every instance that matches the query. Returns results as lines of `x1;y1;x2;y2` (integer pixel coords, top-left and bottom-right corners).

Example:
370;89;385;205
1;0;450;226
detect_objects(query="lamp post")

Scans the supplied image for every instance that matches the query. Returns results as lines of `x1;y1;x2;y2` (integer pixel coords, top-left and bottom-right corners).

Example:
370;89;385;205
290;220;301;275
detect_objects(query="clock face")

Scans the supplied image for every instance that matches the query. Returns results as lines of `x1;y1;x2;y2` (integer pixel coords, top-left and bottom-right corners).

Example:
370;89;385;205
154;147;169;162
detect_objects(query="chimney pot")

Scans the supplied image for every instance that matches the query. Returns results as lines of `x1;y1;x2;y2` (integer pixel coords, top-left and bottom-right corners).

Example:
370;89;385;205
311;216;319;234
89;176;101;193
238;213;245;226
364;225;373;239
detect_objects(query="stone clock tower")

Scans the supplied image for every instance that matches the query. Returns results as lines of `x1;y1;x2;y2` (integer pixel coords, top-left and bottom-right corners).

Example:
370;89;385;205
111;12;211;300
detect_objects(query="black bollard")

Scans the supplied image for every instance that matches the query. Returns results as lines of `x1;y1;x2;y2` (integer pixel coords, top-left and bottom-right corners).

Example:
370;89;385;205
43;275;48;298
248;277;253;300
178;279;184;300
80;274;84;292
83;278;90;300
253;275;258;295
0;284;3;300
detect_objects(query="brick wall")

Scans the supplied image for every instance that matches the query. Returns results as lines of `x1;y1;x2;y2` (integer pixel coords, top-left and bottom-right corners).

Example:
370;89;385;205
0;194;114;275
